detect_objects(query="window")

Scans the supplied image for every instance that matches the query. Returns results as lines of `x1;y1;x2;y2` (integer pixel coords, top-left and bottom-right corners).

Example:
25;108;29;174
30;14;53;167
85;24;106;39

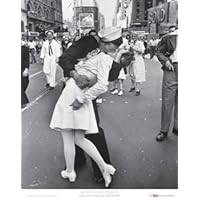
136;1;140;7
136;8;140;13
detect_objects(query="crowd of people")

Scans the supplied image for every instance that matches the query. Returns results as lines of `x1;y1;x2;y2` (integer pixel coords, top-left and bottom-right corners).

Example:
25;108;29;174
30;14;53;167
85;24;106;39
21;24;178;188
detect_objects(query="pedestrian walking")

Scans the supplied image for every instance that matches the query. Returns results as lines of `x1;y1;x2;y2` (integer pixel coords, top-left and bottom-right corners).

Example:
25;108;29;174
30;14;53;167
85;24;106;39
28;39;37;64
149;37;158;59
40;30;61;89
156;25;178;142
37;39;44;54
56;38;63;56
21;40;30;108
129;34;146;96
50;27;126;187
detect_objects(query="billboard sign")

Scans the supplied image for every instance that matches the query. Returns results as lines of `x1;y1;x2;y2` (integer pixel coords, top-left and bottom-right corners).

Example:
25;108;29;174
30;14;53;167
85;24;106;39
79;13;94;28
148;3;168;24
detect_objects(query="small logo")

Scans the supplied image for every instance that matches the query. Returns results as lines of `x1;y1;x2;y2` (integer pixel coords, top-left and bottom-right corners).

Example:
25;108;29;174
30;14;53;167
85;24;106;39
150;194;159;198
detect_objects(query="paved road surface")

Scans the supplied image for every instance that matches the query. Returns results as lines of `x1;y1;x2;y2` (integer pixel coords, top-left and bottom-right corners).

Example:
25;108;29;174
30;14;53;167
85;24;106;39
22;57;178;189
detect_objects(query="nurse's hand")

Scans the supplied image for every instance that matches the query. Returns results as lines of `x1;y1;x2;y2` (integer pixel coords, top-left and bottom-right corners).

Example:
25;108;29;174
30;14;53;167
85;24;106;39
70;70;90;89
70;99;83;110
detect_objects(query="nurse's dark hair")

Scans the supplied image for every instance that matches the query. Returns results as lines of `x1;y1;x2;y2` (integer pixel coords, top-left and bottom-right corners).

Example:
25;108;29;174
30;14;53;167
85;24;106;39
89;29;97;35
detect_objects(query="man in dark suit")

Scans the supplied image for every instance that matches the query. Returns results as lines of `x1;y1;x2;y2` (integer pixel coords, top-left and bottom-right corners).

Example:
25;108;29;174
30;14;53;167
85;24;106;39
59;29;127;183
156;25;178;141
21;40;30;108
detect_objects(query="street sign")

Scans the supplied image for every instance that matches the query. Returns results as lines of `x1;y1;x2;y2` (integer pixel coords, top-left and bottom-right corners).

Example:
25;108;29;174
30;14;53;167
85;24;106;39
28;32;39;37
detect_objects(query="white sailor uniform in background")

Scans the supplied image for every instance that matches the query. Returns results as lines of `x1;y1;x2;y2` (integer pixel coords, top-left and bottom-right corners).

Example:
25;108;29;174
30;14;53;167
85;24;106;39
40;39;61;88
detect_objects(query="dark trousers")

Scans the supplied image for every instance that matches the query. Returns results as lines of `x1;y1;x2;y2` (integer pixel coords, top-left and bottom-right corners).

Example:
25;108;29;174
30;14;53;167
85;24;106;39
161;63;178;132
150;46;156;58
21;76;29;107
30;49;36;63
75;100;111;179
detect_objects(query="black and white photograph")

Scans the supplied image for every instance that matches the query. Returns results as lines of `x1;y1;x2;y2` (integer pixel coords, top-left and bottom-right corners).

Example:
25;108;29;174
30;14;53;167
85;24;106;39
20;0;179;192
2;0;200;199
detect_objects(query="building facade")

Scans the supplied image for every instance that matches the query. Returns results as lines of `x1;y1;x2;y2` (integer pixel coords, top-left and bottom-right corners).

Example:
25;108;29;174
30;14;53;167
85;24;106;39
73;0;99;32
148;0;178;34
21;0;27;32
113;0;132;29
99;12;105;30
26;0;63;33
129;0;156;31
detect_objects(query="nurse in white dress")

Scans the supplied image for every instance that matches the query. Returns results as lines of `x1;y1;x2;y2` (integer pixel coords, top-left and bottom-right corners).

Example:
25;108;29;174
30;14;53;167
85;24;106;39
50;27;126;187
129;35;146;96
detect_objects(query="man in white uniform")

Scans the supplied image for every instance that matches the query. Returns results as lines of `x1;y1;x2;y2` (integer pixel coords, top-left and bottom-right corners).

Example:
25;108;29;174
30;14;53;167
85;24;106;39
40;30;61;89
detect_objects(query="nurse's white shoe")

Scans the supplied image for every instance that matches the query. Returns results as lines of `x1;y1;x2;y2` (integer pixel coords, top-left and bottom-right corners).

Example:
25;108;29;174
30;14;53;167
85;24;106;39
61;170;77;182
102;164;116;188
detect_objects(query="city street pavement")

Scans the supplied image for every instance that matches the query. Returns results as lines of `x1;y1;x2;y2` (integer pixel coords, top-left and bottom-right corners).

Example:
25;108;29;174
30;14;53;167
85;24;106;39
21;56;178;189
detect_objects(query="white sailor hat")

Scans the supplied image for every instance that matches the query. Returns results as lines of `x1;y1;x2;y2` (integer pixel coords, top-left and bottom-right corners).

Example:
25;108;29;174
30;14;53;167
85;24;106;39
45;30;54;35
98;27;122;42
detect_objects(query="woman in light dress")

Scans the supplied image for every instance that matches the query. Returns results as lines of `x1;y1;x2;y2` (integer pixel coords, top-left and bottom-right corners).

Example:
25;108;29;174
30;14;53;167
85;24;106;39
50;27;126;187
129;35;146;96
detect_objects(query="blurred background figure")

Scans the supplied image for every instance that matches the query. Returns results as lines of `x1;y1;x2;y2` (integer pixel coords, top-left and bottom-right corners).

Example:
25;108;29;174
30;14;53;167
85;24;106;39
149;36;160;59
21;39;30;108
110;32;129;96
62;37;73;53
40;30;61;90
28;39;37;64
156;25;178;142
129;34;146;96
149;37;156;59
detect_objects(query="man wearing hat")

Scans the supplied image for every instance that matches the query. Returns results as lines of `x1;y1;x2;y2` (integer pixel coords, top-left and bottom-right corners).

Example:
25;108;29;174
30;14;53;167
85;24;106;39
40;30;61;89
156;25;178;141
58;27;128;184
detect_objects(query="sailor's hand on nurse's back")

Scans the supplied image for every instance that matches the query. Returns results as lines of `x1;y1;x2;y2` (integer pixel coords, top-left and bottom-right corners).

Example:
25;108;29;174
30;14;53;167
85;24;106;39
70;70;90;89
